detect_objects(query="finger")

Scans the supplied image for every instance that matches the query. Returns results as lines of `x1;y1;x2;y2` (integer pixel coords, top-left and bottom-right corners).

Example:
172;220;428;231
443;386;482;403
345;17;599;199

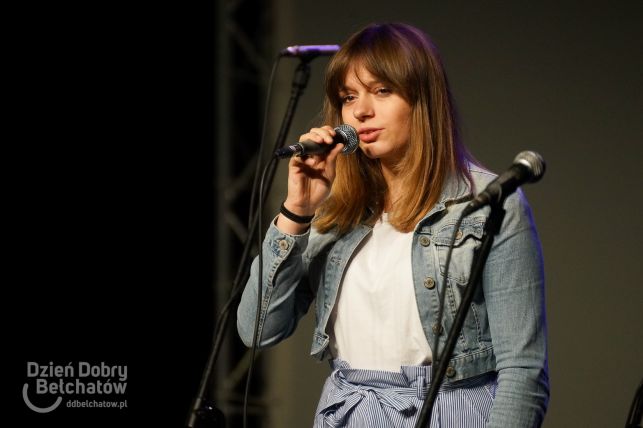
325;142;345;164
320;125;336;136
289;152;309;171
300;127;336;144
317;126;336;144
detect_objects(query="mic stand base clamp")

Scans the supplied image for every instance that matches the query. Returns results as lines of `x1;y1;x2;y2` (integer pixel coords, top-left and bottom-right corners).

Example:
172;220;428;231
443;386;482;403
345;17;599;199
186;397;225;428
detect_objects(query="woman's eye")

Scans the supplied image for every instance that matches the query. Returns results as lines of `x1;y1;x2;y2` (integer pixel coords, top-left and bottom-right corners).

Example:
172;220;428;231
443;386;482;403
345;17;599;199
375;87;392;95
341;94;356;103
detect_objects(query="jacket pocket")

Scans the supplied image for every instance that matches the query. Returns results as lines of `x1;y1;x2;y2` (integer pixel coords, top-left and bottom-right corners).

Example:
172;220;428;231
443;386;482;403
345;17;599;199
433;216;491;351
433;216;486;286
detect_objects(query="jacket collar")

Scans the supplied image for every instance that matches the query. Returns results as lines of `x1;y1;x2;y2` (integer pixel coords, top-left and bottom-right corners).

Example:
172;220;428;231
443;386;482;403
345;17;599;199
430;171;474;211
362;165;476;229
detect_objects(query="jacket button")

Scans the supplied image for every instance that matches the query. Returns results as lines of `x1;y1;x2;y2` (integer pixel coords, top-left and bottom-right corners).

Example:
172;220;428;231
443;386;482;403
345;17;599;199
445;366;456;378
278;239;289;250
419;236;431;246
455;229;463;240
424;277;435;289
432;323;443;334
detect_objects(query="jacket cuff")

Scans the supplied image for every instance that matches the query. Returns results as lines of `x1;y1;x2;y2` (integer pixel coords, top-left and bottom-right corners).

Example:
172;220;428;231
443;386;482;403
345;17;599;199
265;215;311;257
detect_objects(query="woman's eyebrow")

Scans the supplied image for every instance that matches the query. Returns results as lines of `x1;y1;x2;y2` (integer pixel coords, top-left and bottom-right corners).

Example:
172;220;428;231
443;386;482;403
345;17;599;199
339;79;384;93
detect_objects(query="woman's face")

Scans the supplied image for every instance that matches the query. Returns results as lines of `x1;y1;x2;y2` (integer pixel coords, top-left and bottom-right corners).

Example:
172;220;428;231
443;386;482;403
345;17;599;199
340;66;412;165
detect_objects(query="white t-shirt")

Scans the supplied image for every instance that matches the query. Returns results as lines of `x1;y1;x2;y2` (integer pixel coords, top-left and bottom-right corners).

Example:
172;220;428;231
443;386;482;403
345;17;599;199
328;213;432;371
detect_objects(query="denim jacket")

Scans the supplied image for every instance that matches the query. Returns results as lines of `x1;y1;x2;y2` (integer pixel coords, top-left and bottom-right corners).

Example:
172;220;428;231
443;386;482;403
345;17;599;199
237;165;549;426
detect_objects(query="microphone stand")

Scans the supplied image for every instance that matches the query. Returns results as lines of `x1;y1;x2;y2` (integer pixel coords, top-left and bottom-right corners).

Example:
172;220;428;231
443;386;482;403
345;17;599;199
185;57;314;428
415;201;506;427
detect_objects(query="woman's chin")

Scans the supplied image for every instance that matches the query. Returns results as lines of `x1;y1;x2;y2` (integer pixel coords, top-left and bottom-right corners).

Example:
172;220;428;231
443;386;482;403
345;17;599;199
359;144;379;159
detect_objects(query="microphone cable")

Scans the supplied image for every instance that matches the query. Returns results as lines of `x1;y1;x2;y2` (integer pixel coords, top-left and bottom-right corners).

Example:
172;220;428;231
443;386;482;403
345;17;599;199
248;55;282;227
243;155;276;428
211;55;281;365
185;54;282;428
240;52;291;428
626;378;643;428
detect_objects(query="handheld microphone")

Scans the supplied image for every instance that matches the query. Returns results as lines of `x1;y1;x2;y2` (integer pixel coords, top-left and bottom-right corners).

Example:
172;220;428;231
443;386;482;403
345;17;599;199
279;45;341;58
463;151;546;216
274;124;359;159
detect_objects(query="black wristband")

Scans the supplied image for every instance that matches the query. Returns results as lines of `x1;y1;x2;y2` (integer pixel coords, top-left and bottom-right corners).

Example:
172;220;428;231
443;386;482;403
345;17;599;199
280;202;314;224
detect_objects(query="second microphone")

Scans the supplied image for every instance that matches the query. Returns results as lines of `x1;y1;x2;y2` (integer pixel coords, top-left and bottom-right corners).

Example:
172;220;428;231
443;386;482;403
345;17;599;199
274;124;359;159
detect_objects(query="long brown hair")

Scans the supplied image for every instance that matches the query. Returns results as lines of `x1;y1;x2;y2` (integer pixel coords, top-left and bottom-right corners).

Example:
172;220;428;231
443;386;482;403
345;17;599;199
314;23;473;234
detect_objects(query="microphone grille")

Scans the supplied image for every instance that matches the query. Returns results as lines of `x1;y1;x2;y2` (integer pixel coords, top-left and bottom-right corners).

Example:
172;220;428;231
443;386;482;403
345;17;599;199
335;124;359;155
514;151;546;183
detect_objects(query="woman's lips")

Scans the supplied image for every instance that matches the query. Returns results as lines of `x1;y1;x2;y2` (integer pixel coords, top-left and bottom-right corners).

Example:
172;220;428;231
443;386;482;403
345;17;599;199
358;128;383;143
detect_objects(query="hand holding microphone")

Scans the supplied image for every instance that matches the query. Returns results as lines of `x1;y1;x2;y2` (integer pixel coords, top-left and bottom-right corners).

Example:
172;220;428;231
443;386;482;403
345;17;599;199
274;124;359;158
276;124;358;233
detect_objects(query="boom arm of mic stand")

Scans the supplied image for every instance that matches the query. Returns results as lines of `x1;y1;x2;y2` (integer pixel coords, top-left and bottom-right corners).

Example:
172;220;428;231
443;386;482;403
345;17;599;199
185;59;313;428
415;203;506;427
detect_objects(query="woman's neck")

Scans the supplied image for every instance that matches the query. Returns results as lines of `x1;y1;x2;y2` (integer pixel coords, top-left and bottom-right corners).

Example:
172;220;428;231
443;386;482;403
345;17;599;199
382;163;404;212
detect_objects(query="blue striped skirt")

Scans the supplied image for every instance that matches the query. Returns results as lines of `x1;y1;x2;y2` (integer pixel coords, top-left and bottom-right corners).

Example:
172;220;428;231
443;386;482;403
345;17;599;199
314;359;497;427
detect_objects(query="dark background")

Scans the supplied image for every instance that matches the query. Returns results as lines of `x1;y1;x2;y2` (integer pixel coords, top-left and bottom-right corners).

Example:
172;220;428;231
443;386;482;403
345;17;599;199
10;2;215;427
9;1;642;427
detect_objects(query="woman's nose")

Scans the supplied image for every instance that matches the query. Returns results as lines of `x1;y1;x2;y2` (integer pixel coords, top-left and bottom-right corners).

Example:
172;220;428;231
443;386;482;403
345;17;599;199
353;96;374;121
